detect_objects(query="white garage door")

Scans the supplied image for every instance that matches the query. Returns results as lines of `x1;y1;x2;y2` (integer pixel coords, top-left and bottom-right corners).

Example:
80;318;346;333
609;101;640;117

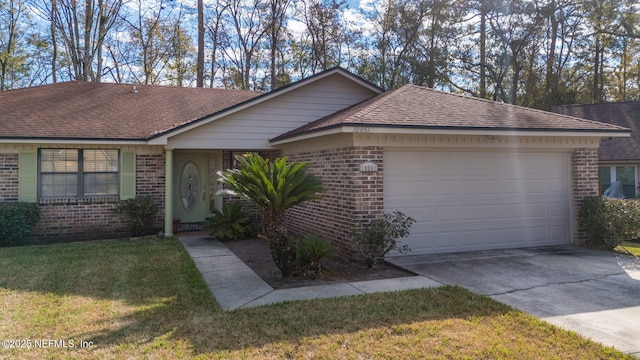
384;150;571;255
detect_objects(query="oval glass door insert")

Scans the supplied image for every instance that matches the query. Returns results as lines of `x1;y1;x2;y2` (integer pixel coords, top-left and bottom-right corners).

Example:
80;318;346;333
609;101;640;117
180;161;200;212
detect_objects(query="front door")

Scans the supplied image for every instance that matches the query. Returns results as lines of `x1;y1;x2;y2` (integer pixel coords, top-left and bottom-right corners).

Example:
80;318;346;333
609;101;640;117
173;152;221;227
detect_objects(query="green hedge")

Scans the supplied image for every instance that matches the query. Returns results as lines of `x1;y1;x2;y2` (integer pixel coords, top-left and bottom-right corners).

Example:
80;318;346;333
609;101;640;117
580;196;640;250
0;202;40;247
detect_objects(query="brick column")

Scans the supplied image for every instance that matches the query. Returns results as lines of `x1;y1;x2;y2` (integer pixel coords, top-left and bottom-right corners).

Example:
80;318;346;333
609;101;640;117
0;153;19;201
571;148;599;243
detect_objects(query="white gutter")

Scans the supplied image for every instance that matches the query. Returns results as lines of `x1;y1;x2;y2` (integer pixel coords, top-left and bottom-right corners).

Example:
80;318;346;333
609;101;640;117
269;125;630;145
0;139;149;146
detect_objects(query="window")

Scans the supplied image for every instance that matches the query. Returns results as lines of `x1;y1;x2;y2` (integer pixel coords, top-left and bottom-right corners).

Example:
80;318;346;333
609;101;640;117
599;165;637;198
39;149;119;198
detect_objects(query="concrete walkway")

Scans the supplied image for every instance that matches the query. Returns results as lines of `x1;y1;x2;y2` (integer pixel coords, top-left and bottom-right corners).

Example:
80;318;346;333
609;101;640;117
179;233;440;311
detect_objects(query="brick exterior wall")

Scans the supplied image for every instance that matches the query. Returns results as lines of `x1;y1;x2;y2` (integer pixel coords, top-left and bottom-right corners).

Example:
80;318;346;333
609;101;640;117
31;198;128;243
284;146;384;257
0;154;19;202
571;148;600;244
135;154;165;229
28;153;165;244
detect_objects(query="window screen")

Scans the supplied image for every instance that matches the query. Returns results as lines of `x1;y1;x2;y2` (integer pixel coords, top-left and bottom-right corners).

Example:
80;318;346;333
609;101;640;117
39;149;119;198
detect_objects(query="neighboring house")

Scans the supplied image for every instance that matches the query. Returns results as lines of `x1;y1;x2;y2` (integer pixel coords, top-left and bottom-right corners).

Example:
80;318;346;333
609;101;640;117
0;68;630;256
554;102;640;199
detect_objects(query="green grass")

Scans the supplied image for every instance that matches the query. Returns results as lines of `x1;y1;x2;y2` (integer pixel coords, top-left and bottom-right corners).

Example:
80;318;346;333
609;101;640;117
0;238;634;359
615;241;640;256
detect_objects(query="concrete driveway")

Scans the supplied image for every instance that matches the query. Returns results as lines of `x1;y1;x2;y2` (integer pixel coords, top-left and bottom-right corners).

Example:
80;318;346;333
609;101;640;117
387;246;640;356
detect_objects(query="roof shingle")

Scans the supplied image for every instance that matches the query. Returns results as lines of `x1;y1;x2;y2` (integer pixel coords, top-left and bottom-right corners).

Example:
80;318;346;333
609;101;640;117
273;84;629;142
0;81;261;140
553;102;640;161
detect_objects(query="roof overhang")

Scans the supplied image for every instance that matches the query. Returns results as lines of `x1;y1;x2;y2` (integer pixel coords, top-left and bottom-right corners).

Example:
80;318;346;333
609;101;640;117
270;124;631;146
0;137;149;146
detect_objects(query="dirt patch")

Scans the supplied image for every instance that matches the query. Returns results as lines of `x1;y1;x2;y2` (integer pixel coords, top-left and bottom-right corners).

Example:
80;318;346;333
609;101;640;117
222;237;416;289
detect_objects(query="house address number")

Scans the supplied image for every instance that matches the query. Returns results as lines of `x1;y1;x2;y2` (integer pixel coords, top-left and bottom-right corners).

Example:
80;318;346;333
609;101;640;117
353;126;370;133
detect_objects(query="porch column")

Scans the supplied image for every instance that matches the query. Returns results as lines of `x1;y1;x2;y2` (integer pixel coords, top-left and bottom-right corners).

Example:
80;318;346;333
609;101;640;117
164;149;174;237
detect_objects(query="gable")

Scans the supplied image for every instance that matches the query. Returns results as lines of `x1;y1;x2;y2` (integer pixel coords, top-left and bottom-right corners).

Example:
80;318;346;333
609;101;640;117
163;72;381;149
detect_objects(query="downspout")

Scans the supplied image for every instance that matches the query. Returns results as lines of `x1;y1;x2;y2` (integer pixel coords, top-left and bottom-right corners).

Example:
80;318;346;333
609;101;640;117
164;148;174;237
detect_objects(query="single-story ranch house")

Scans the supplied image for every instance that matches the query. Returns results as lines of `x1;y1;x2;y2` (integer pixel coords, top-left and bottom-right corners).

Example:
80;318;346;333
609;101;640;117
0;67;630;256
553;102;640;199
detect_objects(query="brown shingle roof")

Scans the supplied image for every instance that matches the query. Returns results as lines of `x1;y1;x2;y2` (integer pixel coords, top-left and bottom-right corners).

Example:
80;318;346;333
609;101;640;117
272;84;629;142
0;81;261;140
553;102;640;161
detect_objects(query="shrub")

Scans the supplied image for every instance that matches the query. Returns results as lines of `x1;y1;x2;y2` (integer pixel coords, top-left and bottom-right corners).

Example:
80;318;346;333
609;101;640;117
218;152;323;276
206;202;254;241
112;196;159;237
0;202;40;246
294;234;336;277
580;196;640;250
352;210;415;268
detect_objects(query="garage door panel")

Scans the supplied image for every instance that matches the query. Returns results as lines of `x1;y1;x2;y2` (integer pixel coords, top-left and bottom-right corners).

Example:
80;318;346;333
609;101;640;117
549;225;570;240
548;202;569;217
385;151;571;255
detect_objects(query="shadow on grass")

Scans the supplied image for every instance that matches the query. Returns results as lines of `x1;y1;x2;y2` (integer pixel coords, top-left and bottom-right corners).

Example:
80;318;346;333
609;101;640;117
0;238;509;353
0;237;207;306
73;285;513;355
0;238;632;358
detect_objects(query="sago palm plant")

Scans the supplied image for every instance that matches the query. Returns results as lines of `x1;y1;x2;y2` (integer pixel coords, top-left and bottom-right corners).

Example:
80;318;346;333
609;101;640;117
218;153;324;276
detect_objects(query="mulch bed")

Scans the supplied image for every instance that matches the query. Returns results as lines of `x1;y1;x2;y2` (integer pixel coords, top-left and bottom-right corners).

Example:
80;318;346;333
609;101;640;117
222;237;415;289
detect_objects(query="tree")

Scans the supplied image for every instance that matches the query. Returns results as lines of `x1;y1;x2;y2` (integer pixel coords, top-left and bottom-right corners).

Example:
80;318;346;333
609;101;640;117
411;0;467;89
580;0;623;102
29;0;61;83
225;0;269;90
196;0;204;87
359;0;464;90
358;0;422;88
203;0;229;88
0;0;29;89
487;0;545;104
535;0;584;109
265;0;290;90
49;0;124;81
166;19;195;86
479;0;487;98
295;0;350;74
121;0;173;84
218;153;324;276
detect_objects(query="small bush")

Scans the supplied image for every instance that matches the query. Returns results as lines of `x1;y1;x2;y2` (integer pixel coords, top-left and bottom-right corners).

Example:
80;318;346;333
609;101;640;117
206;203;254;241
294;234;336;277
0;202;40;246
112;196;159;237
352;210;415;268
580;196;640;250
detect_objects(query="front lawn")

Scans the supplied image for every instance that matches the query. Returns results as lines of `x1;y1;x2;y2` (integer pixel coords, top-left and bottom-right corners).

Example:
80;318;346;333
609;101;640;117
0;238;633;359
616;241;640;257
